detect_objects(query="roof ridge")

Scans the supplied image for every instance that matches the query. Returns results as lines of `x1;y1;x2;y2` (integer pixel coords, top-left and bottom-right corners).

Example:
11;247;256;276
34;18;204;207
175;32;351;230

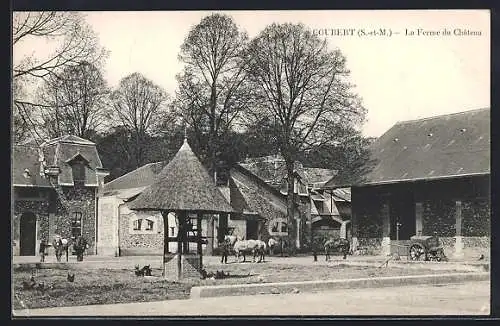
104;161;165;188
395;107;489;126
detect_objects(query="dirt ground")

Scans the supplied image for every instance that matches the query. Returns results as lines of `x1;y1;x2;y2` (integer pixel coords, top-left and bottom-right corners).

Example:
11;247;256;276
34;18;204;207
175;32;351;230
12;259;472;310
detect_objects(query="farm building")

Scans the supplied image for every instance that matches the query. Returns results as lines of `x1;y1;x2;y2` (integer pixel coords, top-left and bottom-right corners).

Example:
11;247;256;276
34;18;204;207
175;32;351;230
323;108;490;258
12;135;109;256
239;155;352;248
97;150;348;256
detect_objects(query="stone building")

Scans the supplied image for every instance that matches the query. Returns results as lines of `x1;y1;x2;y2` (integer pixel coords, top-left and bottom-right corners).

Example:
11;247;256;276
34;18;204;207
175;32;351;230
324;108;490;258
12;135;108;256
239;155;348;249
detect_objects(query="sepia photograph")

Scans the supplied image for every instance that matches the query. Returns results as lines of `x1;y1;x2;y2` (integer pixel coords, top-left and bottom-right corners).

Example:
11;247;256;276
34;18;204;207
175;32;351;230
11;9;490;317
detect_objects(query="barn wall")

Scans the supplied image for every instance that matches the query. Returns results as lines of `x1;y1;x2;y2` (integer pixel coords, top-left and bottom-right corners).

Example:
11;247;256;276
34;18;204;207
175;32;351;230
351;175;490;257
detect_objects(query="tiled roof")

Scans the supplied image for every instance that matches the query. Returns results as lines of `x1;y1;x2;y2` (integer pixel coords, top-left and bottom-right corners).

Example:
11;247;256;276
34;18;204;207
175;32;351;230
12;144;51;187
103;161;167;192
229;165;293;220
13;135;105;187
325;108;490;188
239;155;336;189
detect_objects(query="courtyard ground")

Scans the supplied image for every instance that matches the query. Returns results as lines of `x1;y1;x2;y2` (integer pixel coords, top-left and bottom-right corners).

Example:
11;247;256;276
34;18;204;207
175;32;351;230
12;253;488;310
13;281;490;316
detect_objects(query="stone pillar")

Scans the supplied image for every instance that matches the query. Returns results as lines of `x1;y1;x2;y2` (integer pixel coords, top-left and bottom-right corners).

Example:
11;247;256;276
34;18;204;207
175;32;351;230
454;200;464;258
415;202;423;236
350;190;359;252
162;211;169;274
381;200;391;256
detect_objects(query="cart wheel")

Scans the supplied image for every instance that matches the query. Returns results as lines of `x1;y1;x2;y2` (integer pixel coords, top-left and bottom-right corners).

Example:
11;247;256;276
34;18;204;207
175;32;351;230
409;243;426;261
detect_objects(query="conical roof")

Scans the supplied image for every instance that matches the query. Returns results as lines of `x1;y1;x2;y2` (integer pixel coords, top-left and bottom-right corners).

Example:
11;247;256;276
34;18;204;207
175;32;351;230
128;139;234;213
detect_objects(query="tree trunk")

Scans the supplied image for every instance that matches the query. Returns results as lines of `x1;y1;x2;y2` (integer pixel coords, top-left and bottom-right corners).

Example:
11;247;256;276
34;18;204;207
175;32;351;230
285;161;296;253
209;83;217;178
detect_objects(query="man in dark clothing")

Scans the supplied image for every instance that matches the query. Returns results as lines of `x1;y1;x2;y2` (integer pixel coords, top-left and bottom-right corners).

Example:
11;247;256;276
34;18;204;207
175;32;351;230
220;238;231;264
39;239;48;262
74;235;88;262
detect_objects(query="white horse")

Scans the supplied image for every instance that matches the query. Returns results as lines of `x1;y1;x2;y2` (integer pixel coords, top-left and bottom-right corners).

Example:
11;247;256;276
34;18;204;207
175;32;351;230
225;235;267;263
268;238;278;255
52;235;72;262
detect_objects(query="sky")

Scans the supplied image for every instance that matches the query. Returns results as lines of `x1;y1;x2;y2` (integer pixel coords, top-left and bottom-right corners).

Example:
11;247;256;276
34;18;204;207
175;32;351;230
13;10;490;137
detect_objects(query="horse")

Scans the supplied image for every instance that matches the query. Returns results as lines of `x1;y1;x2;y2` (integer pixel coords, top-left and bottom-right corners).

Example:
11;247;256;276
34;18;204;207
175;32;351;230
225;235;267;263
324;238;350;261
52;236;72;262
268;238;278;255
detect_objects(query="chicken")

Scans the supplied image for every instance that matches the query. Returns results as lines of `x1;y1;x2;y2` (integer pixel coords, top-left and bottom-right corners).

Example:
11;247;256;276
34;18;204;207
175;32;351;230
21;276;36;290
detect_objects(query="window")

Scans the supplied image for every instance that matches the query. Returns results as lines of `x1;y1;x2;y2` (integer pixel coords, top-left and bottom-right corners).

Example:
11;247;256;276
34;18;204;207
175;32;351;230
269;218;288;235
72;162;86;185
133;219;143;231
71;212;83;237
145;219;154;231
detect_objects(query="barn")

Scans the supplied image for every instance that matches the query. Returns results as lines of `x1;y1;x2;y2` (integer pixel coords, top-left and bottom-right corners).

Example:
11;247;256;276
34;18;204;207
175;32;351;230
323;108;490;259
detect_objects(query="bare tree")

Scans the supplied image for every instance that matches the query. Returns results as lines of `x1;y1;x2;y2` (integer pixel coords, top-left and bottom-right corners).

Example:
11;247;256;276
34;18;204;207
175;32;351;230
245;23;366;247
108;72;172;168
176;13;249;175
36;61;110;139
12;11;108;143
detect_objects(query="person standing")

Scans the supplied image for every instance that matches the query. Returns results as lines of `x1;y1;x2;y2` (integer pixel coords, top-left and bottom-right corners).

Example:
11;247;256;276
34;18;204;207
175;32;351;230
74;235;88;262
39;239;48;262
220;238;230;264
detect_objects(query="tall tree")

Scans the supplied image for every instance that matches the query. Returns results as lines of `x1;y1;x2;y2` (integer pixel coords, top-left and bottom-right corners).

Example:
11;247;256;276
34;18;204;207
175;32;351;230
37;61;110;139
176;13;249;176
245;23;366;247
12;11;108;143
108;73;172;169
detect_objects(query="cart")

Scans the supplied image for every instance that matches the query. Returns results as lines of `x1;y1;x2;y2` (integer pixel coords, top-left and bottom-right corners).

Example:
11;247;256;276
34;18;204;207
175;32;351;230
408;235;448;261
390;235;448;261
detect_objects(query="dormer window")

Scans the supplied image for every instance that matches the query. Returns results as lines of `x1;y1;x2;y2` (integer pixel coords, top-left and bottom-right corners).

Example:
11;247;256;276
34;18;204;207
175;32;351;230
72;162;86;186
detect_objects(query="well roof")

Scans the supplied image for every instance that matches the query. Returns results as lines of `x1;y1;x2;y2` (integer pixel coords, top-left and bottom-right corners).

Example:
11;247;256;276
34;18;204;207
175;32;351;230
128;139;233;213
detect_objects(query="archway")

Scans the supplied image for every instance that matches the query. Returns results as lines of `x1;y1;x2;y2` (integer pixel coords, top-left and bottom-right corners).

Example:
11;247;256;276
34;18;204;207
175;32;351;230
20;212;37;256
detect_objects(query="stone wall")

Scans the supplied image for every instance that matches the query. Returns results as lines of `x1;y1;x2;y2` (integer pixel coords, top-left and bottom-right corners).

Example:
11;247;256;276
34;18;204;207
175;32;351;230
357;199;383;239
119;210;164;255
52;186;97;254
357;238;383;255
12;200;50;256
462;199;490;236
421;199;456;237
